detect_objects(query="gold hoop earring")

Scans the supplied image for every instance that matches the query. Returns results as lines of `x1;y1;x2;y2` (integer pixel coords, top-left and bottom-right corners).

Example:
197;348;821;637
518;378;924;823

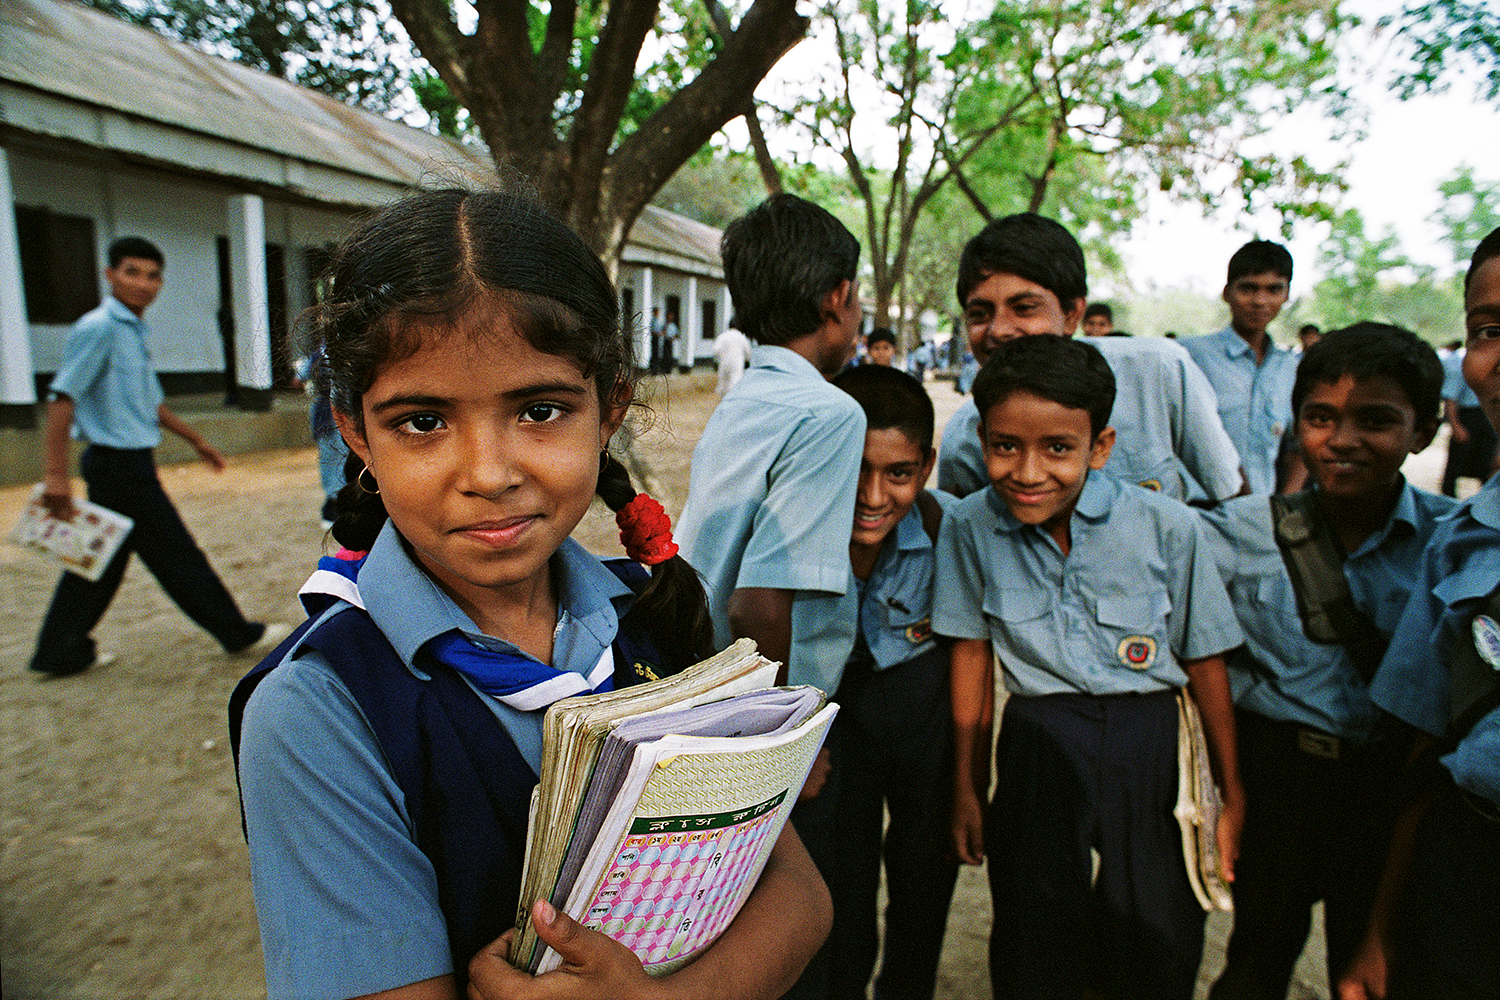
357;465;380;495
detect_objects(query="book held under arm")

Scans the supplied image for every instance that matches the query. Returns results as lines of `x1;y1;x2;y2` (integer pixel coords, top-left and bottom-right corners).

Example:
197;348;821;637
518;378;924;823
512;638;836;975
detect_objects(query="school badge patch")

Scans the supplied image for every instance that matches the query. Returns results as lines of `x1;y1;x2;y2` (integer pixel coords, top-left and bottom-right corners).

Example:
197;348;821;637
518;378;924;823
1117;635;1157;670
1138;478;1164;493
1473;615;1500;670
906;617;933;644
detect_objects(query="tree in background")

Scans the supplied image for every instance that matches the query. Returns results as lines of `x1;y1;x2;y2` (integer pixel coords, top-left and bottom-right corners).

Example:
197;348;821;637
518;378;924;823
1382;0;1500;103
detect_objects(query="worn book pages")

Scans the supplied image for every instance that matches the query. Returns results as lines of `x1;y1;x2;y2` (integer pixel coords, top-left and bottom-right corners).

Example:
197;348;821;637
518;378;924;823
1175;690;1234;911
9;485;133;583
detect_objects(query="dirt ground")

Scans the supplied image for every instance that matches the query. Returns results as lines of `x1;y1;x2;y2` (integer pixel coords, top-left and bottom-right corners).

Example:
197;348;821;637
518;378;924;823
1;369;1457;999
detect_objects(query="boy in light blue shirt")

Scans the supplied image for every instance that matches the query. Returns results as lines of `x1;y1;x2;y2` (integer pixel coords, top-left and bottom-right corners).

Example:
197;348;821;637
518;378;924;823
825;364;957;1000
1199;323;1454;1000
934;335;1244;1000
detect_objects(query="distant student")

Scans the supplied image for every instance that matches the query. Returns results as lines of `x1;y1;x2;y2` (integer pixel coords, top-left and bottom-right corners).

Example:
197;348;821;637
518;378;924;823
676;193;865;999
1199;324;1454;1000
937;213;1242;502
865;327;897;366
1083;302;1114;336
1440;337;1498;496
1182;240;1298;494
934;335;1245;1000
714;322;752;395
826;364;957;1000
1338;226;1500;1000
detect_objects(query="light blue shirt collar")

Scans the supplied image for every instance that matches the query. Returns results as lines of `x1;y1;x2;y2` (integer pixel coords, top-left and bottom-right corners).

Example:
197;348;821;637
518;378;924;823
1470;473;1500;530
104;295;144;327
983;469;1119;533
749;343;824;380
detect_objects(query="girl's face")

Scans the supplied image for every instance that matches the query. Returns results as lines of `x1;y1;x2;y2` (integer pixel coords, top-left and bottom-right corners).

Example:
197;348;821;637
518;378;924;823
339;315;623;624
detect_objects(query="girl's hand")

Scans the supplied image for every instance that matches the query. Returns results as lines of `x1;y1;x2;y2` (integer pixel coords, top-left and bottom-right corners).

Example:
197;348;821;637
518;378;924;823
467;900;660;1000
951;788;986;865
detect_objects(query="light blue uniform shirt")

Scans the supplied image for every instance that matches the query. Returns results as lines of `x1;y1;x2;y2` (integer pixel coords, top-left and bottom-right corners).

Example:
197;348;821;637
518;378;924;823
933;472;1242;697
1182;325;1298;495
1200;483;1456;740
677;345;866;694
856;492;954;671
936;337;1243;501
239;523;634;998
1370;474;1500;805
1442;349;1480;408
48;296;164;448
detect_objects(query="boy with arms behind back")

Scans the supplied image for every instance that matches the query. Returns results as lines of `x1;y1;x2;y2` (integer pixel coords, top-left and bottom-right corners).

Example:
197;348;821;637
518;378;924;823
1199;324;1454;1000
934;335;1245;1000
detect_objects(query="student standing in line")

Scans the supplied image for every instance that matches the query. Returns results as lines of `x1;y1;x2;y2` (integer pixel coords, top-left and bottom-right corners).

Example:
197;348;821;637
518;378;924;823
30;236;270;676
1182;240;1299;495
1439;337;1498;496
935;335;1245;1000
1199;324;1455;1000
1338;226;1500;1000
827;364;958;1000
231;189;831;1000
937;214;1242;503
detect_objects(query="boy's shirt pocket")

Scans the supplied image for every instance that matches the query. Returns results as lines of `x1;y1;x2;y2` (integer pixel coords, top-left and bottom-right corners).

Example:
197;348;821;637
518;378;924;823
1091;591;1174;676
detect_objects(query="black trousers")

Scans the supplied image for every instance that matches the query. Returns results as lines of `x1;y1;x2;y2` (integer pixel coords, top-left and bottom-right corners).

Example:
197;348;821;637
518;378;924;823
1209;710;1403;1000
30;446;257;673
985;690;1203;1000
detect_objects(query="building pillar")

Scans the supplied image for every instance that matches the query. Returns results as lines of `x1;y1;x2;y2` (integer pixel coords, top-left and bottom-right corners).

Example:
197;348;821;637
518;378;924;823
685;275;699;368
0;150;38;428
226;194;273;411
638;266;654;371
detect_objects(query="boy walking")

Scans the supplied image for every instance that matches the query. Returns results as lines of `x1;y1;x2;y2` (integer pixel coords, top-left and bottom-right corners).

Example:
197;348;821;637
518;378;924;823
827;364;957;1000
935;335;1245;1000
1199;324;1454;1000
30;236;268;676
938;214;1241;503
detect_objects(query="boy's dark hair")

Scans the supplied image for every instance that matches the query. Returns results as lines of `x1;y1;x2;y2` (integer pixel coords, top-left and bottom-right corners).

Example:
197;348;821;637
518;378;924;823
1298;323;1321;338
1084;302;1113;322
107;236;164;269
972;335;1115;439
1226;239;1293;285
956;213;1086;310
720;194;860;346
1466;225;1500;296
1291;322;1444;424
833;364;934;453
867;327;897;348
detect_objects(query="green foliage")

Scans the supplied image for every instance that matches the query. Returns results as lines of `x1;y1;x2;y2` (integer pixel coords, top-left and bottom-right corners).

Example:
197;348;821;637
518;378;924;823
1433;166;1500;268
652;146;771;228
1382;1;1500;103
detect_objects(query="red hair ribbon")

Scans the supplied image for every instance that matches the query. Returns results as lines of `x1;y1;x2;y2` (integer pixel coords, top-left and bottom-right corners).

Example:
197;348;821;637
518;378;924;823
616;494;679;566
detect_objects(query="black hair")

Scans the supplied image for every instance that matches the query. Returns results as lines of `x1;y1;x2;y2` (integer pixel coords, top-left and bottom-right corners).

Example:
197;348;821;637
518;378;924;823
1298;323;1321;338
314;188;711;672
1084;302;1112;322
867;327;896;348
721;193;860;346
972;335;1115;439
108;236;163;269
1291;322;1444;424
1226;240;1293;285
956;213;1086;310
1466;225;1500;297
832;364;934;453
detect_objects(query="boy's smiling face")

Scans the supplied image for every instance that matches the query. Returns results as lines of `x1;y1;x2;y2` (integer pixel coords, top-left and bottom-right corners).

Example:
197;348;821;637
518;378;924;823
1465;255;1500;434
1296;374;1435;503
981;391;1113;548
1223;269;1290;339
963;271;1084;364
851;428;934;552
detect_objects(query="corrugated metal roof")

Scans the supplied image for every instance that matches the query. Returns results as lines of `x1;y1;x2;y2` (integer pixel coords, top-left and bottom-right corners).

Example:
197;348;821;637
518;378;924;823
0;0;722;273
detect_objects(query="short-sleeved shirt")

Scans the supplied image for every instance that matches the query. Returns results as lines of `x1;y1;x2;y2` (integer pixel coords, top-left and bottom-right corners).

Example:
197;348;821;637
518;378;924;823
855;492;954;671
1442;349;1480;408
48;295;164;448
933;471;1242;697
677;345;866;694
1181;326;1298;495
1370;474;1500;805
1200;483;1456;740
936;337;1243;501
238;523;635;998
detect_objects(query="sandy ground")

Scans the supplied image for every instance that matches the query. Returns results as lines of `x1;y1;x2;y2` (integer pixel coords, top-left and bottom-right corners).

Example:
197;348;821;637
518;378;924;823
0;369;1460;1000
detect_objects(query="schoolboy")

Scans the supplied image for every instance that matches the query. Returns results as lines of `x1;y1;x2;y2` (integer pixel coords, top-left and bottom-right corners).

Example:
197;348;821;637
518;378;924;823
676;193;864;1000
1339;227;1500;1000
30;236;269;676
1439;336;1498;496
1082;301;1114;336
826;364;958;1000
933;335;1245;1000
1182;240;1299;494
937;213;1242;503
865;326;897;366
1198;324;1455;1000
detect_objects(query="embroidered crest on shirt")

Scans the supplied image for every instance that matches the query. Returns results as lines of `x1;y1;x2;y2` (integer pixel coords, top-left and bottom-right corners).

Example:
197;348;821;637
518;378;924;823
1138;479;1164;493
905;617;933;644
1473;614;1500;670
1117;635;1157;670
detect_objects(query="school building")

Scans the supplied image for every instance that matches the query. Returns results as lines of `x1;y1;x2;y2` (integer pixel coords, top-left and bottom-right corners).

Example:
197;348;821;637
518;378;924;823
0;0;730;434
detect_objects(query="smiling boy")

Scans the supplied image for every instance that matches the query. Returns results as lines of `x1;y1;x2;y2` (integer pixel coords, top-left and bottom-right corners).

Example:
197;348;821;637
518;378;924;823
1198;324;1454;1000
933;335;1244;1000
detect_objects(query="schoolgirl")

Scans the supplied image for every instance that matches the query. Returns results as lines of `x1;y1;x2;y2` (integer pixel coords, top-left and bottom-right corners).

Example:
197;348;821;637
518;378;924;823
230;189;830;1000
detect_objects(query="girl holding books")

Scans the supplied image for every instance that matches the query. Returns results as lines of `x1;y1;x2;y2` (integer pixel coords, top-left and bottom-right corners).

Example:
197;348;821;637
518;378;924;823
230;189;831;1000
